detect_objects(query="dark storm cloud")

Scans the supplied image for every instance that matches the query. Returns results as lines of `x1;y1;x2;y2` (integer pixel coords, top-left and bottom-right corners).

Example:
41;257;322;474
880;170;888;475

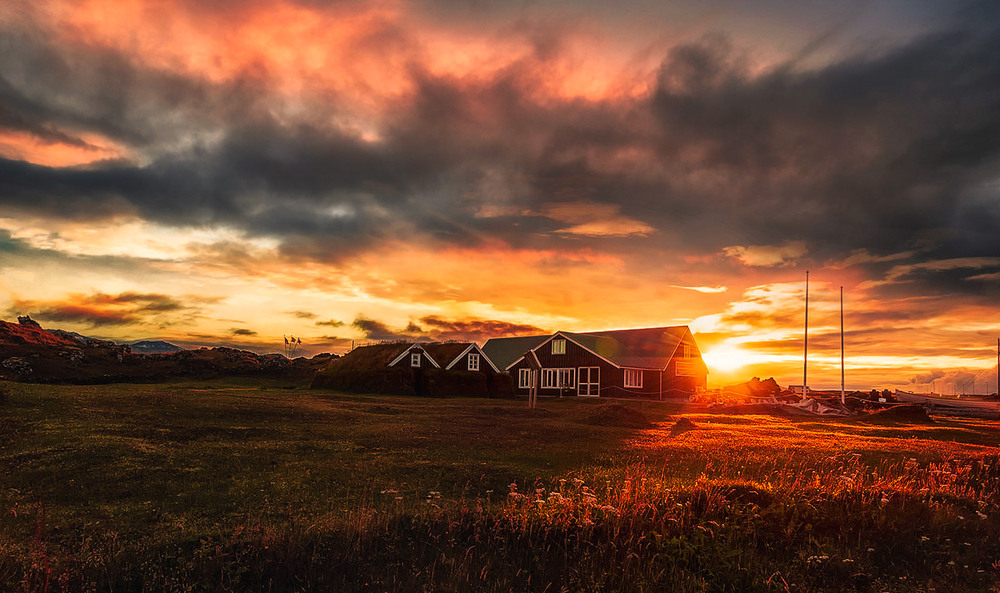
230;328;258;336
351;315;544;342
351;316;406;341
1;3;999;285
417;316;544;341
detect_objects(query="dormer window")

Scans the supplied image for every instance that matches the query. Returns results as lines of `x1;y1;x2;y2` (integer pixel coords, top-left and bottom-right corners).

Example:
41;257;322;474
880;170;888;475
552;339;566;355
468;353;480;371
410;352;421;367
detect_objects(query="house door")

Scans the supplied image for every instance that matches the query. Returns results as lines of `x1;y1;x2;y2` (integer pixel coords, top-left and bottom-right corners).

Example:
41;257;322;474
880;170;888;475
578;367;600;397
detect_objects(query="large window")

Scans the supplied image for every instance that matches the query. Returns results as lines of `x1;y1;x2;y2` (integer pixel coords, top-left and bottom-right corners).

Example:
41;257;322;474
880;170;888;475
518;368;533;388
468;353;480;371
542;368;575;389
410;352;421;368
551;339;566;355
675;360;696;377
624;368;643;388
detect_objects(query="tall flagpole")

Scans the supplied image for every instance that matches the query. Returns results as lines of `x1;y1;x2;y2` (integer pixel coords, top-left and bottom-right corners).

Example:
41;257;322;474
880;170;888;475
840;286;845;405
803;271;809;397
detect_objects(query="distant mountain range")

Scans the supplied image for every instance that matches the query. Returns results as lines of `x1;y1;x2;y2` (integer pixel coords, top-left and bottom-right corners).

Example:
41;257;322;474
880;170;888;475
129;340;184;354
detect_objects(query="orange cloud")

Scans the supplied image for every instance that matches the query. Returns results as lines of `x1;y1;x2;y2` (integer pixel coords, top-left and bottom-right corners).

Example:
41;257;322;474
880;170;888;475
0;130;126;167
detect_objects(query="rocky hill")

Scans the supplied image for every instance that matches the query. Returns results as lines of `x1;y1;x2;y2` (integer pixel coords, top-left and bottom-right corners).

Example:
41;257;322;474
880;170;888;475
0;317;336;384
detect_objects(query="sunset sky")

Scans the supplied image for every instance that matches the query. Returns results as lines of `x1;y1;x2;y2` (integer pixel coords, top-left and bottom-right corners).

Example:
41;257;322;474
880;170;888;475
1;0;999;392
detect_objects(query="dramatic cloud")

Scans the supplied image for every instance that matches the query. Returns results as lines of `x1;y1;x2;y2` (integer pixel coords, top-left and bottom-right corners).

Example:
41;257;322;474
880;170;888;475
9;292;199;327
230;328;258;336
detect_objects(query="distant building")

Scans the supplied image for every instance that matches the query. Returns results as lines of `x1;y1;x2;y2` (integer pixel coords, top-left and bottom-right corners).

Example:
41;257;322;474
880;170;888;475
483;326;707;399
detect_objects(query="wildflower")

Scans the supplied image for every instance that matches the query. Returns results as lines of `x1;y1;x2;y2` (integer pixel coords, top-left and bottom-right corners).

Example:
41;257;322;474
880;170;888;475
843;558;854;563
920;536;930;542
976;511;988;519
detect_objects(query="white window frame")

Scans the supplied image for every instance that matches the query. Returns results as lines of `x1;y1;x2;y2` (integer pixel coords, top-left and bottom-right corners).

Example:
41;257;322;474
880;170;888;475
675;360;696;377
410;352;421;368
542;368;575;389
518;368;533;388
624;368;643;388
551;339;566;355
467;353;480;371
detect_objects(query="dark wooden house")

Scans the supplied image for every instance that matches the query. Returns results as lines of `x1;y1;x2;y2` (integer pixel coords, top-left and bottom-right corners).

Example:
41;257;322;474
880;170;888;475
482;326;707;399
312;341;504;396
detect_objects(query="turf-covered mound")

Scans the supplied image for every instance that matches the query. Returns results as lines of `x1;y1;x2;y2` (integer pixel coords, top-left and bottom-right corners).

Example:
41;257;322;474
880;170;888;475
670;417;698;436
860;404;934;424
580;403;652;428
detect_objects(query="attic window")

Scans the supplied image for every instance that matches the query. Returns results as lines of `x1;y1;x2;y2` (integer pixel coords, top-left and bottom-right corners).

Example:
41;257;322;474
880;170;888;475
468;353;480;371
551;339;566;355
682;344;691;358
410;352;421;367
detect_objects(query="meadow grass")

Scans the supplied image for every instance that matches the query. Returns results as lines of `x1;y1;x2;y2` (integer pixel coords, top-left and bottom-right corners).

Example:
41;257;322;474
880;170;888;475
1;381;998;592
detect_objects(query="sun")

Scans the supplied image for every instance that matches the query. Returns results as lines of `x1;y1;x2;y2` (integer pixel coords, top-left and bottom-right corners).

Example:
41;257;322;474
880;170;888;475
701;343;757;373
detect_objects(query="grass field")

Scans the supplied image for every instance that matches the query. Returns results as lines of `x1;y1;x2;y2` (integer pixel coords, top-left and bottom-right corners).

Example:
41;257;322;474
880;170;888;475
1;381;999;592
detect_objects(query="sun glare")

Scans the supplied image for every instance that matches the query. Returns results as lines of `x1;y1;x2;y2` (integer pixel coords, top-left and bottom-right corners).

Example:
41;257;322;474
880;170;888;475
702;343;757;373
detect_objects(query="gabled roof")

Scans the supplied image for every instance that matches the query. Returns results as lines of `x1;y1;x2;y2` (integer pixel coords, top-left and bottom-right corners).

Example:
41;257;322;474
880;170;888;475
580;326;693;370
444;343;501;373
387;344;442;368
482;334;551;371
422;343;472;368
483;326;700;371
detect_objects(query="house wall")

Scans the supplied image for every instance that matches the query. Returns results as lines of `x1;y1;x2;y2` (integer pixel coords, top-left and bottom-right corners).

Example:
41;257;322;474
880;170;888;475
508;338;617;397
663;334;708;394
507;335;708;398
